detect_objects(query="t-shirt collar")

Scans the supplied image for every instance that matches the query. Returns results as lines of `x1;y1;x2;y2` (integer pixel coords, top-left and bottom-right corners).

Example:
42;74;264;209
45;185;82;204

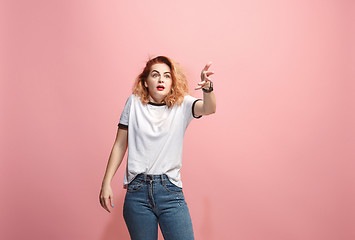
148;101;166;106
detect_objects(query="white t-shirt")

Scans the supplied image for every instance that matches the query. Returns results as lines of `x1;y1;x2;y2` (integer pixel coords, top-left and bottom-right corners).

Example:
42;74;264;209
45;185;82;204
118;94;201;188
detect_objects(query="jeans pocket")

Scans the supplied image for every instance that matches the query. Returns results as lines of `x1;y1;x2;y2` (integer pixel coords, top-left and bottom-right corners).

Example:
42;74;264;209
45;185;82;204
127;179;144;193
163;178;183;193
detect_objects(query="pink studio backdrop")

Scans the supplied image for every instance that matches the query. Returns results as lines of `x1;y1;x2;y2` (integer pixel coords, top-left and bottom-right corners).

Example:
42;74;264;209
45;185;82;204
1;0;354;240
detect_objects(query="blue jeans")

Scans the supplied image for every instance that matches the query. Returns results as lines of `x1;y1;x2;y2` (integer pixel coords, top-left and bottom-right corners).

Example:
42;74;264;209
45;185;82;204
123;174;195;240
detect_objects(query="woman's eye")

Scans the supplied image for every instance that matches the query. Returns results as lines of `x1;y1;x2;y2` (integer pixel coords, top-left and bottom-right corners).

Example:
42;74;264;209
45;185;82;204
165;75;171;78
152;74;158;77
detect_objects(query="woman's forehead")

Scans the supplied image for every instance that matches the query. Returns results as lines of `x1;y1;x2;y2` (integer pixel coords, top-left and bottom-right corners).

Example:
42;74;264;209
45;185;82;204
150;63;171;73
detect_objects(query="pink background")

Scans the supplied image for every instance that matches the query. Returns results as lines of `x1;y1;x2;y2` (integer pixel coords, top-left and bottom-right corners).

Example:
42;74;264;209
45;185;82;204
1;0;354;239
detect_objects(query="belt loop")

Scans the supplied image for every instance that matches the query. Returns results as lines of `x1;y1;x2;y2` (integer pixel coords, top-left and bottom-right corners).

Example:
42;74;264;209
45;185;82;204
144;174;147;182
161;174;165;185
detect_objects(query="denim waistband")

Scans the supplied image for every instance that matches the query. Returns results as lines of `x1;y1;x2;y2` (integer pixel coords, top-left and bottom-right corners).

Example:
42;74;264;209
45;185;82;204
135;173;168;182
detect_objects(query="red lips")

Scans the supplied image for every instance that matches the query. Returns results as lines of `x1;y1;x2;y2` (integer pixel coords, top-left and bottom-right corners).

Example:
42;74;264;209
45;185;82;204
157;85;165;91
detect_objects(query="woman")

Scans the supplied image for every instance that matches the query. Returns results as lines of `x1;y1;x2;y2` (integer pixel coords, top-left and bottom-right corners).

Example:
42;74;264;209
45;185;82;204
99;56;216;240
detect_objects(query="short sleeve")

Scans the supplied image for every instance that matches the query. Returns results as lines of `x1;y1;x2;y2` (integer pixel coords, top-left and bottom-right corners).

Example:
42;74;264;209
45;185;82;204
118;95;133;129
183;95;202;124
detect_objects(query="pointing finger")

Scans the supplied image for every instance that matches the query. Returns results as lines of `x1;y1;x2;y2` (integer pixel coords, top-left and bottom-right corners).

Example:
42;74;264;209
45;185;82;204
203;61;212;71
206;71;214;76
104;198;111;213
198;80;206;86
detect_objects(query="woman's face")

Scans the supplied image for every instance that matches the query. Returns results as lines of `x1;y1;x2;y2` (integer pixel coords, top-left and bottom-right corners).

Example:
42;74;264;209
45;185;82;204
144;63;173;103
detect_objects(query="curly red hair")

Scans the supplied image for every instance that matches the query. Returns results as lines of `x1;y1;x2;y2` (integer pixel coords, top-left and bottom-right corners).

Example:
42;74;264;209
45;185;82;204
132;56;189;107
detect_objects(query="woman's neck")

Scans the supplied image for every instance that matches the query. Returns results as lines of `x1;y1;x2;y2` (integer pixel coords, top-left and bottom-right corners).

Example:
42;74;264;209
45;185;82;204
149;95;165;104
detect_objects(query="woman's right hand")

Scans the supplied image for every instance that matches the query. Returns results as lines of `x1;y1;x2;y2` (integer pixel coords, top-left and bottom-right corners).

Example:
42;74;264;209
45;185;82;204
99;184;114;213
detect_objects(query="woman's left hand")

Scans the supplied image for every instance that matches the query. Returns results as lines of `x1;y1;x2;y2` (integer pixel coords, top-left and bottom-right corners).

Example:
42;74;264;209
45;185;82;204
195;61;214;90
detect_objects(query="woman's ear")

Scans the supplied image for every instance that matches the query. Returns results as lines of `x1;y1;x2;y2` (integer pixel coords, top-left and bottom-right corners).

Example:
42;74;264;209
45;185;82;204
144;81;148;88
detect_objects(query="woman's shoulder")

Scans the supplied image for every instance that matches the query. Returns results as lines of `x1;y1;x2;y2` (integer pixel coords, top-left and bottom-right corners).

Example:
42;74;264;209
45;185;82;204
126;94;146;108
122;94;137;109
183;94;199;104
183;94;194;100
126;94;139;102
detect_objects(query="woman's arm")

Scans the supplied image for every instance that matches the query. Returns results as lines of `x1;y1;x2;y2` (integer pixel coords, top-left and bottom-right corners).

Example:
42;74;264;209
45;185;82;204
99;127;128;213
101;127;128;186
194;62;216;116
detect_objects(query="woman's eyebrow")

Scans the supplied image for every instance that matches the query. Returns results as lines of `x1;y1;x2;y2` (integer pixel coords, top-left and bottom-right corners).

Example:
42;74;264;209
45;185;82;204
151;70;171;74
